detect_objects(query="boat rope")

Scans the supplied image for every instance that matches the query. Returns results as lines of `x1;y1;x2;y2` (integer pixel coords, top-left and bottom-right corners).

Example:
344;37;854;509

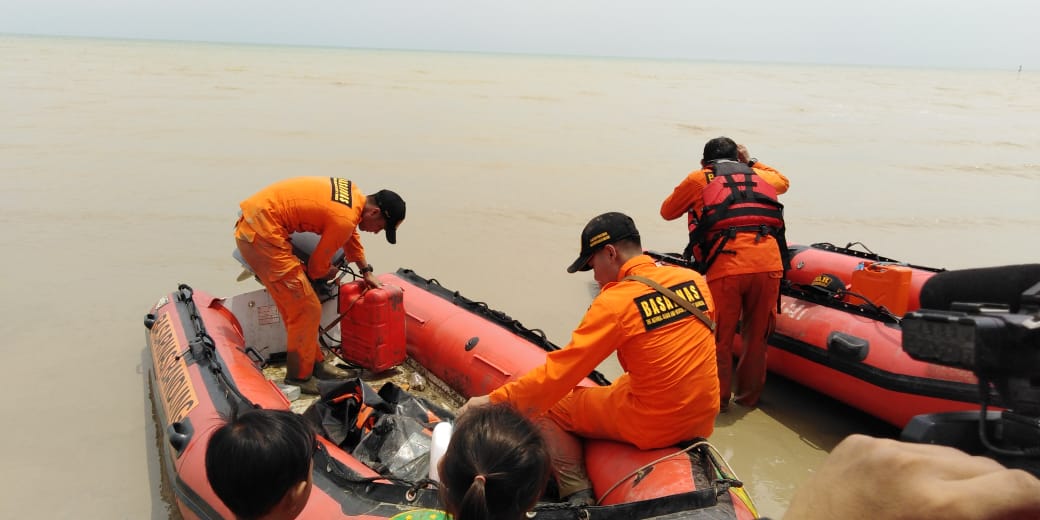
785;282;902;324
395;269;613;387
819;287;902;323
595;440;747;507
645;250;695;269
652;244;919;324
813;242;944;273
176;283;256;410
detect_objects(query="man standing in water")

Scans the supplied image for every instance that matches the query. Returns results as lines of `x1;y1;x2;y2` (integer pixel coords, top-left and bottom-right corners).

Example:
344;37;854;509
660;137;789;411
459;212;719;505
235;177;405;395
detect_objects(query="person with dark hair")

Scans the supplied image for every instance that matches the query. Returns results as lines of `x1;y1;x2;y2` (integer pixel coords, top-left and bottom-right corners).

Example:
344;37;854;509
660;137;790;411
438;403;551;520
205;408;317;520
235;177;406;394
459;212;719;505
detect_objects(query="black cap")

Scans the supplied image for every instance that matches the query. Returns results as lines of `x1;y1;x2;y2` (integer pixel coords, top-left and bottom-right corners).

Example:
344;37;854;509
566;212;640;273
809;272;846;298
368;189;406;244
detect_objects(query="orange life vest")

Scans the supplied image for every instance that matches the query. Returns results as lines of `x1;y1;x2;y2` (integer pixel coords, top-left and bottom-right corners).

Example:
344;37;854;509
685;160;787;273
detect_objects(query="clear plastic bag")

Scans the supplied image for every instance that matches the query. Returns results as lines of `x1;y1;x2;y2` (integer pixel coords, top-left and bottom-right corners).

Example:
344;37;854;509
352;414;432;481
306;380;454;481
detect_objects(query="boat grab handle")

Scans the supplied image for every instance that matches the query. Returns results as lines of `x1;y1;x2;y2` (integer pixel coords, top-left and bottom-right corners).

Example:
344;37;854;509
405;310;427;326
827;331;869;362
473;354;511;379
167;421;194;455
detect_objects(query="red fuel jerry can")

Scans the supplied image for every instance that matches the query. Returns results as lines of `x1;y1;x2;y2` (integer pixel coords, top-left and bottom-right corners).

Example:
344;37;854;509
850;262;912;316
337;280;406;372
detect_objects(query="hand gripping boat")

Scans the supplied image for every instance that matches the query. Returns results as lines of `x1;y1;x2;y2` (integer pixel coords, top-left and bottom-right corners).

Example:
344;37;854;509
654;242;1040;428
143;266;759;519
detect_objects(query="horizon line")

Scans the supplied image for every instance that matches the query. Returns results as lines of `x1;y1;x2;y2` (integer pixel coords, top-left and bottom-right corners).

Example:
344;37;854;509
0;30;1027;73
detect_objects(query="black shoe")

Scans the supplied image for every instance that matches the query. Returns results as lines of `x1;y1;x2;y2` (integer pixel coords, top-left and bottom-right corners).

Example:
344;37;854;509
313;361;357;380
564;489;596;507
284;376;321;395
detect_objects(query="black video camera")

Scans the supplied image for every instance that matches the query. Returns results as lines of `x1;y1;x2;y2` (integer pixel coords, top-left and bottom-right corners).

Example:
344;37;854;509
900;264;1040;471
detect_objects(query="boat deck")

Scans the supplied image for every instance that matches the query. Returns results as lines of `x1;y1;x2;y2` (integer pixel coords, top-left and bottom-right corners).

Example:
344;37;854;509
262;356;466;414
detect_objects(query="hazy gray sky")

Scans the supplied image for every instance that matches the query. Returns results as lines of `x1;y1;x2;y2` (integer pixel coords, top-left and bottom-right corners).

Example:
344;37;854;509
2;0;1036;69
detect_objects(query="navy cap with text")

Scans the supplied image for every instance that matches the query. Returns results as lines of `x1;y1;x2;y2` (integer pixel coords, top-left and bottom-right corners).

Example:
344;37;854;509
566;212;640;273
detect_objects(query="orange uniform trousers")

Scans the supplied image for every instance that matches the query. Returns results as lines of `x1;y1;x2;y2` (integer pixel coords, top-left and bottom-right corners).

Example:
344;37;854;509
710;270;781;408
235;224;322;381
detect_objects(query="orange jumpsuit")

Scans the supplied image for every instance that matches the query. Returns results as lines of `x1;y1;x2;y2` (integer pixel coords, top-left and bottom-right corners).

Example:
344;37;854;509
660;163;790;408
234;177;369;380
489;255;719;450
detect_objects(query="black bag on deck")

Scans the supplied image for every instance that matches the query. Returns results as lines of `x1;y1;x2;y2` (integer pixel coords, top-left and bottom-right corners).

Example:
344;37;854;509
302;378;391;450
303;379;454;482
351;382;455;481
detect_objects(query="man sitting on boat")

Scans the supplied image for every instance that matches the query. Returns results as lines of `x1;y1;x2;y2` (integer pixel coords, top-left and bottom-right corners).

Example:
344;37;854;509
459;212;719;505
235;177;406;395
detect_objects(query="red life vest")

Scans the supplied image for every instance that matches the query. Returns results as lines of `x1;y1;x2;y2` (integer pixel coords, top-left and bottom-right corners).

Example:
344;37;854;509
684;160;787;272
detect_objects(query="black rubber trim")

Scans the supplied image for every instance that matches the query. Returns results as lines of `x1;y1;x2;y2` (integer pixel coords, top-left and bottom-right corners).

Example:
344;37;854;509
769;332;994;405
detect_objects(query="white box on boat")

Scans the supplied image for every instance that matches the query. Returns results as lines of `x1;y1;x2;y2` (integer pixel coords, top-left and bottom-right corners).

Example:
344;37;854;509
277;381;301;401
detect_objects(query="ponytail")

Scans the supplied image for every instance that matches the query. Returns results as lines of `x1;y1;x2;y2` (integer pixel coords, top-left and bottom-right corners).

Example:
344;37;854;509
439;404;551;520
456;474;493;520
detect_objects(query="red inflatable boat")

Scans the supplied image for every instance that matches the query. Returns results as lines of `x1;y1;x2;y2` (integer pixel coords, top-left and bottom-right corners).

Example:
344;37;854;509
652;242;1037;428
767;243;985;427
144;268;759;520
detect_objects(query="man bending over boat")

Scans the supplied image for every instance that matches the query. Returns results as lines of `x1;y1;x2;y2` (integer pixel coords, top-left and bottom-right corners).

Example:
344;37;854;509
235;177;406;395
660;137;790;411
459;212;719;505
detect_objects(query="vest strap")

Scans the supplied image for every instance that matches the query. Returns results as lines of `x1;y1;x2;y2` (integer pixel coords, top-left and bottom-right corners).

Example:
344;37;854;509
623;275;716;332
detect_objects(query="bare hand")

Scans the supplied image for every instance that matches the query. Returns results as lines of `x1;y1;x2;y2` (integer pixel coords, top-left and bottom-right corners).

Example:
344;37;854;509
456;395;491;418
736;144;750;164
783;434;1040;520
363;271;382;288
